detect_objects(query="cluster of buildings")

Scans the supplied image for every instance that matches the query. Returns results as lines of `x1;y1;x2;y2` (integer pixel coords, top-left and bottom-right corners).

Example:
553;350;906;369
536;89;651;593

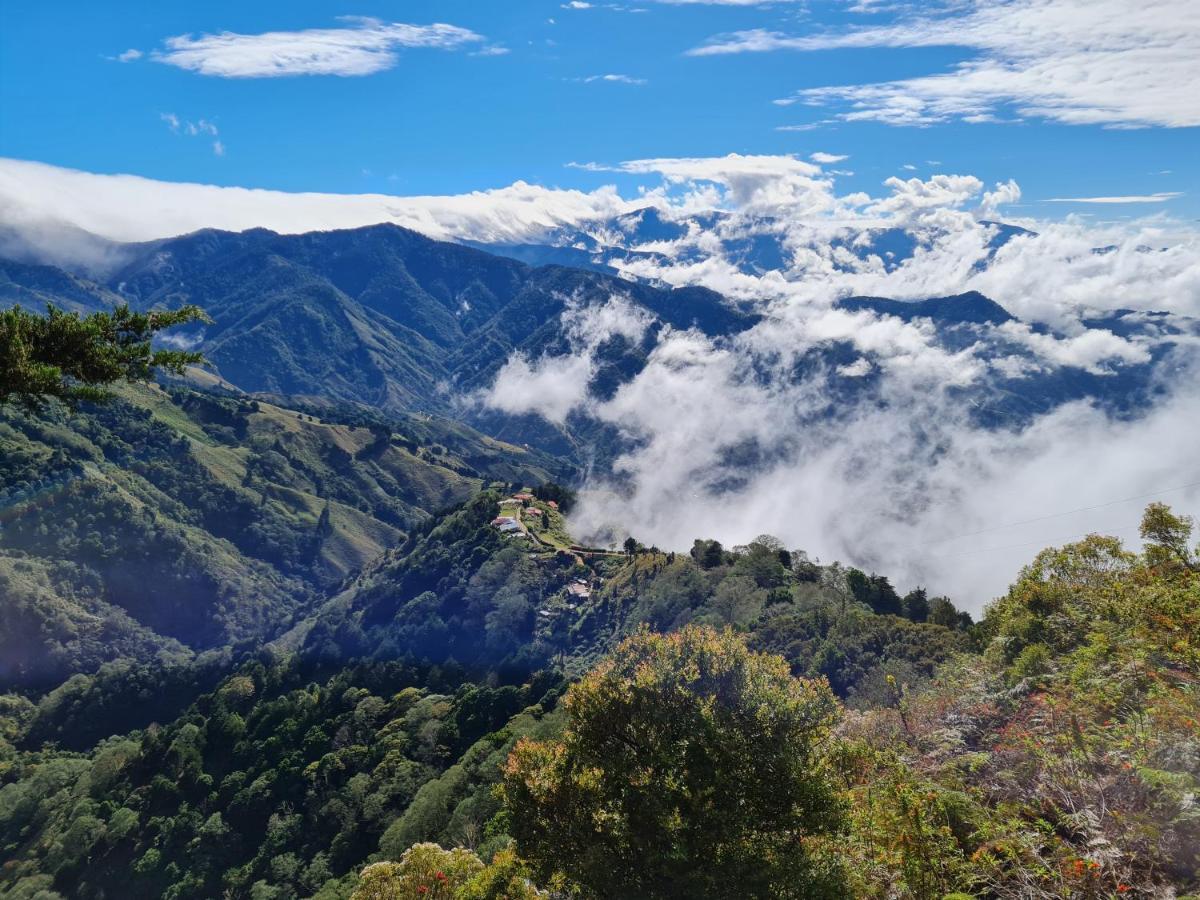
492;490;553;536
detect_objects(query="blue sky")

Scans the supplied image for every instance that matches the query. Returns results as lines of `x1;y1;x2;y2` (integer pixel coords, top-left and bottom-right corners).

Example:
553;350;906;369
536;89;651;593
1;0;1196;218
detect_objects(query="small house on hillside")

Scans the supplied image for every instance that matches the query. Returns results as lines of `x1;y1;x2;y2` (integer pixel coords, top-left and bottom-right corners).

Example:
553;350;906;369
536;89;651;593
567;581;591;599
513;492;534;502
546;500;558;509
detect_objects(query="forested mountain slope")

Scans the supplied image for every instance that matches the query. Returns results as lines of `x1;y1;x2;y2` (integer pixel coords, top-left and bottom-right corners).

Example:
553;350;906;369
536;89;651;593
2;491;1195;899
0;484;977;899
0;385;564;689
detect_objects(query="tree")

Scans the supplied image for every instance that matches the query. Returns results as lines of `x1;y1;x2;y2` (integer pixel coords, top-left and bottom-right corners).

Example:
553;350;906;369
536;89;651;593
458;849;545;900
351;844;483;900
901;587;929;622
0;303;209;408
689;538;725;569
846;569;902;616
1140;502;1197;572
501;626;848;899
316;502;333;538
622;536;639;556
927;596;961;629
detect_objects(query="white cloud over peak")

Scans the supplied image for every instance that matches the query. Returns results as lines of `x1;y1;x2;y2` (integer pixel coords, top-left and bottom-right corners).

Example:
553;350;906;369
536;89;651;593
0;158;634;250
153;18;483;78
691;0;1200;129
572;153;833;216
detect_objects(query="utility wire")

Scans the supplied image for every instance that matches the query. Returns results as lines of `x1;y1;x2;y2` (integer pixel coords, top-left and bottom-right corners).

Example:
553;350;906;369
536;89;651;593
923;479;1200;547
940;523;1144;559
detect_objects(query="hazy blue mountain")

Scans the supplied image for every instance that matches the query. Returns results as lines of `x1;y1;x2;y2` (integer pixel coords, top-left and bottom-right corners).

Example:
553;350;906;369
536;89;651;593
475;208;1038;279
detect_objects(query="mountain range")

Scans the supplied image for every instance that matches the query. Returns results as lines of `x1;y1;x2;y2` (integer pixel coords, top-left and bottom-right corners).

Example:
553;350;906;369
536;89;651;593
3;218;1194;463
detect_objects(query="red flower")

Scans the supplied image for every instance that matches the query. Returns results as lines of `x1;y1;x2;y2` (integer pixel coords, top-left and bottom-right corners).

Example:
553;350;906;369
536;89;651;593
1117;884;1131;893
435;871;447;882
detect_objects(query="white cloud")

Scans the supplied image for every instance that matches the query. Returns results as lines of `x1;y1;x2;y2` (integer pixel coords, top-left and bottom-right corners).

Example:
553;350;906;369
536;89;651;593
582;74;647;85
1043;192;1182;204
810;152;848;164
837;357;873;377
481;292;1199;610
572;153;834;216
0;158;634;248
160;115;223;155
117;49;142;62
483;296;655;422
691;0;1200;129
185;119;218;137
570;348;1200;609
979;179;1021;218
153;18;483;78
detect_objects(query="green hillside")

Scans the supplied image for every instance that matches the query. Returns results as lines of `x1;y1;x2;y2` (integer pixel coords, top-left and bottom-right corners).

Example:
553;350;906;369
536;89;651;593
0;385;567;689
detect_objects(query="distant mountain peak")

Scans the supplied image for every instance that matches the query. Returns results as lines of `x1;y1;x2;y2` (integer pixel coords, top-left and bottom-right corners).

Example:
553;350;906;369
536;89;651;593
837;290;1016;326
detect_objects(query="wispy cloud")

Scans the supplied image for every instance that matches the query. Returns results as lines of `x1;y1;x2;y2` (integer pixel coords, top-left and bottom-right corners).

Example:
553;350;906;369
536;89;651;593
657;0;803;4
1043;192;1182;204
689;0;1200;129
152;17;483;78
160;114;224;156
116;48;142;62
810;151;847;163
582;73;647;85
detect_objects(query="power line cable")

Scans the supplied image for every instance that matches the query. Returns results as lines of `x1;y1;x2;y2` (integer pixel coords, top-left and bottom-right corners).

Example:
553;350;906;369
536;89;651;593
923;479;1200;547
